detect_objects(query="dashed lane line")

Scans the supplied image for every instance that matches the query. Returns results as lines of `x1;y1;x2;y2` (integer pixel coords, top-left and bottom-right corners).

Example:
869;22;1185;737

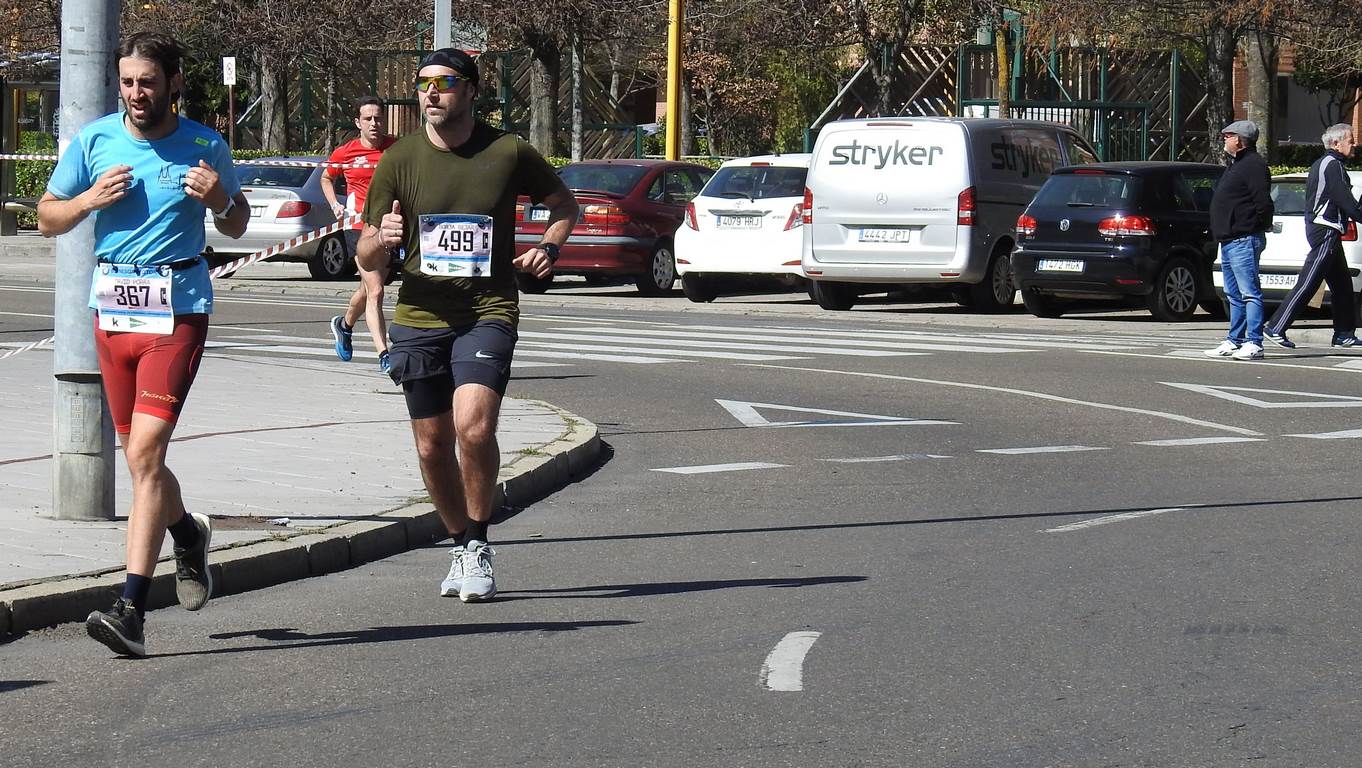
977;445;1108;455
1134;437;1266;446
760;631;822;692
651;462;789;475
1045;507;1191;533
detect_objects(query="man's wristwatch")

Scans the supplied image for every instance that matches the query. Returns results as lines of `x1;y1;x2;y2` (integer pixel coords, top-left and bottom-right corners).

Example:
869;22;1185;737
213;197;237;220
535;242;561;263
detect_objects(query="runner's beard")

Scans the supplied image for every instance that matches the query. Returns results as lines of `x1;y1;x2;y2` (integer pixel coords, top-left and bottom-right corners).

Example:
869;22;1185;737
124;90;171;131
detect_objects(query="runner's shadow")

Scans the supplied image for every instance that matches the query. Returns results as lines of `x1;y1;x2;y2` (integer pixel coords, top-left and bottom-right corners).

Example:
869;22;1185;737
154;620;635;659
0;680;50;693
496;575;866;601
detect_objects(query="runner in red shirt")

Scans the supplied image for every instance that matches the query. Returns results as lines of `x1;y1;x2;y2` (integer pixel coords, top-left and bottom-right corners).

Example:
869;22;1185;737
323;97;398;371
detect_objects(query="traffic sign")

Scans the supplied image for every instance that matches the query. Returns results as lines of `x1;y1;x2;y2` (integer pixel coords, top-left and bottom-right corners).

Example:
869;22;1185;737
222;57;236;86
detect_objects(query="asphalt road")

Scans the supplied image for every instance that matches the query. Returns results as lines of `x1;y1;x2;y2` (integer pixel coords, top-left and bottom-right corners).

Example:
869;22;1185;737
4;269;1362;767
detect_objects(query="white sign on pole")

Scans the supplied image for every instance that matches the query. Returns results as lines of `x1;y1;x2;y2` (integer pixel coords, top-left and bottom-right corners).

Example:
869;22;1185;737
222;57;237;86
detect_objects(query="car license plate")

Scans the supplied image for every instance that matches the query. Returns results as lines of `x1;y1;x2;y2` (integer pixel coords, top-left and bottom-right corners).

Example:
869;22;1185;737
249;205;266;218
717;215;761;229
859;228;911;243
1037;258;1084;273
530;208;550;222
1261;273;1297;289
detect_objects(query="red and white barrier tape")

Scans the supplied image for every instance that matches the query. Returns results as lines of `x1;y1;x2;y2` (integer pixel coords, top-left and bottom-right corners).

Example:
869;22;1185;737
208;213;362;277
0;153;370;169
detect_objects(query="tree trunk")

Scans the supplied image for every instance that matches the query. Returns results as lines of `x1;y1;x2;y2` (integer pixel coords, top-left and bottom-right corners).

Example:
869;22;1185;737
994;17;1011;119
571;32;584;162
324;71;337;154
1204;23;1237;162
679;73;694;155
1243;30;1277;162
259;58;289;153
527;33;561;157
608;38;624;105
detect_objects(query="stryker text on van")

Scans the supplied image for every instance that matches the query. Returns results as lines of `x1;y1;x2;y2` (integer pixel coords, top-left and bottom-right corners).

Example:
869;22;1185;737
827;140;945;169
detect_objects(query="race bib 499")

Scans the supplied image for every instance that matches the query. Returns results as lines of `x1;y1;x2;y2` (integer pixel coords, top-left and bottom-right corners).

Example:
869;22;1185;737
418;214;493;278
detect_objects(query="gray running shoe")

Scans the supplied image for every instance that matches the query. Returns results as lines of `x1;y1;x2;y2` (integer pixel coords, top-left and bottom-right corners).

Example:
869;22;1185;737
86;598;145;657
459;541;497;602
173;512;213;610
440;546;466;597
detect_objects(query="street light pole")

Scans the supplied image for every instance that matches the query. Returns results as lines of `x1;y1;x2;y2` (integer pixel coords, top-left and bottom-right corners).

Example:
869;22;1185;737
51;0;119;521
434;0;451;48
665;0;683;160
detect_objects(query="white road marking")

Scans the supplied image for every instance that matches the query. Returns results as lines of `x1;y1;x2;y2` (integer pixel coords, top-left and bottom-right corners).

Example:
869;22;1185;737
823;453;952;463
1134;437;1266;446
204;343;565;367
1335;359;1362;370
740;363;1262;436
514;349;678;364
651;462;788;474
978;445;1108;455
517;340;802;362
520;330;919;357
715;399;956;429
1092;348;1362;375
682;323;1142;351
1162;382;1362;409
760;631;822;692
1286;429;1362;440
1045;507;1189;533
573;326;1030;354
0;310;54;318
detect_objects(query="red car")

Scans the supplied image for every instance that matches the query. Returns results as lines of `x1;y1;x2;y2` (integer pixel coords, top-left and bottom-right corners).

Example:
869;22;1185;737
514;159;714;295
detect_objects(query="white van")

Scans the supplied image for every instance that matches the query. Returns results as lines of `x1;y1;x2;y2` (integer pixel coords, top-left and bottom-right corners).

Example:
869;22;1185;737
802;117;1099;311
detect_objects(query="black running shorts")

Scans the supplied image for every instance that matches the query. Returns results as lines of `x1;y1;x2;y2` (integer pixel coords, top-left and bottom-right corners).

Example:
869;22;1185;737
386;320;517;419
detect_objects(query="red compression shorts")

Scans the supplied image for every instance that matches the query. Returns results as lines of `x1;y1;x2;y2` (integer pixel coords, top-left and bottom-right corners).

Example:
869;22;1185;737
94;313;209;434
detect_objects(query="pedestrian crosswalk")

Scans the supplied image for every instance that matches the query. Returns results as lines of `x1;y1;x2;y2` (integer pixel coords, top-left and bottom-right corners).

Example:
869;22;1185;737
204;316;1189;370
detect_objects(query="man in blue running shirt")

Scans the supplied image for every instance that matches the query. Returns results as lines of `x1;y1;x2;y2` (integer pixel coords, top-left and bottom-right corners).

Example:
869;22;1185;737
38;32;249;657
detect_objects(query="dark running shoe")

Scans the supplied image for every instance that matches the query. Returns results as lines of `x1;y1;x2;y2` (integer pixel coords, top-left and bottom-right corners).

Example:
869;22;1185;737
173;512;213;611
1332;334;1360;348
330;315;353;362
1263;329;1296;349
379;350;392;374
86;598;145;657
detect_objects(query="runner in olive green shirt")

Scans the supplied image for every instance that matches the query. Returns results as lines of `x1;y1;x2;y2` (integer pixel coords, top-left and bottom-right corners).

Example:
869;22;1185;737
356;48;577;602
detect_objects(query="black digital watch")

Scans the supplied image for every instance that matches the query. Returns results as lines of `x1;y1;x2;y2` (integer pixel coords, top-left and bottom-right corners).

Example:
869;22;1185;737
535;242;561;263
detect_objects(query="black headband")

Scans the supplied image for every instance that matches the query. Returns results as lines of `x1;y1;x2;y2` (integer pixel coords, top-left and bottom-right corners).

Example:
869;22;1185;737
417;48;479;88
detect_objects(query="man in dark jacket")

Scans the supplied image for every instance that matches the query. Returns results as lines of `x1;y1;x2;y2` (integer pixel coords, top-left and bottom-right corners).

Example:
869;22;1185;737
1206;120;1273;360
1263;123;1362;349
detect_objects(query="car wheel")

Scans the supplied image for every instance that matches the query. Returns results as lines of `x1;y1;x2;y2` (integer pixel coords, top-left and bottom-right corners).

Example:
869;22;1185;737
967;247;1017;312
1147;254;1199;322
308;233;356;280
810;279;857;311
681;273;718;303
1021;288;1063;318
635;241;677;296
516;272;553;293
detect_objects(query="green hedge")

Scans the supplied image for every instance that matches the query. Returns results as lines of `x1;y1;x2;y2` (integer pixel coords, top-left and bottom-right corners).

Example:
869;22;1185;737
544;155;725;170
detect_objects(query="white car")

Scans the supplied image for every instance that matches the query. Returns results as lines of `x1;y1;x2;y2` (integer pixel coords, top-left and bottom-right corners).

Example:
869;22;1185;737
1213;170;1362;318
674;154;810;302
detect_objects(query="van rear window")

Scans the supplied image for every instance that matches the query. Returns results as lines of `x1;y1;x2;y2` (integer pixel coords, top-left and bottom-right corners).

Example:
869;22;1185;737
703;166;808;200
1271;181;1307;216
1031;174;1141;208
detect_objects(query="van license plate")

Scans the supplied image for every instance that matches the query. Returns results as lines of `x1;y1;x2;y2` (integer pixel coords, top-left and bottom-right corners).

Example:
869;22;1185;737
530;208;550;221
717;215;761;229
860;228;911;243
1037;259;1084;272
1261;273;1297;289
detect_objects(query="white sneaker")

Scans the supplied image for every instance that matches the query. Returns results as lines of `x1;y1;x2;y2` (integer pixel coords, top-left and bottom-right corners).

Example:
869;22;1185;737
1204;340;1239;357
459;541;497;602
439;546;466;597
1232;342;1263;360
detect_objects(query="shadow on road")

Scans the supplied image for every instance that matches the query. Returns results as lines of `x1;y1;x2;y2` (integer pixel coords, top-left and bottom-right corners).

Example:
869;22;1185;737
497;575;866;601
0;680;50;693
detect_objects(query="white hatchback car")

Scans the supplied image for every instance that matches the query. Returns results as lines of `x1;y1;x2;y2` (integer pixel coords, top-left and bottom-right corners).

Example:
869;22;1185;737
674;153;810;302
1213;170;1362;318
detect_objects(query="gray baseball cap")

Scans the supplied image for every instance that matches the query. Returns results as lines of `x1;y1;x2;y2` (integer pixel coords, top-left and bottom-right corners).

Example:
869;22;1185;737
1221;120;1259;142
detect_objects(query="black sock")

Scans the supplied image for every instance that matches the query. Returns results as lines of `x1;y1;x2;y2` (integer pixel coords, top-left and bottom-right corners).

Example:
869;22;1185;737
466;520;489;544
167;513;200;549
122;574;152;618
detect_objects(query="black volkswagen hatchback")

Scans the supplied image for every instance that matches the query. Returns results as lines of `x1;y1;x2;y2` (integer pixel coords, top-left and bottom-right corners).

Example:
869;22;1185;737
1011;162;1225;321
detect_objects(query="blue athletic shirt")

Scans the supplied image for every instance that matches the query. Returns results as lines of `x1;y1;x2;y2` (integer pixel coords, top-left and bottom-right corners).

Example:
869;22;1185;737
46;112;241;315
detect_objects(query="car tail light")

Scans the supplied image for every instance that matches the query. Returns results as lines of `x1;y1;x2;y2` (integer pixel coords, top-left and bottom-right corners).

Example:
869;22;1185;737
582;203;630;227
802;187;813;225
1097;214;1156;237
515;203;526;223
277;201;310;218
1016;214;1037;238
784;202;804;231
684;202;699;230
1345;221;1358;242
957;187;975;226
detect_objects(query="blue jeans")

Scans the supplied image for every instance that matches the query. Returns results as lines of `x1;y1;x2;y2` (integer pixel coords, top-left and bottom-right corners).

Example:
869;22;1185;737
1220;234;1265;345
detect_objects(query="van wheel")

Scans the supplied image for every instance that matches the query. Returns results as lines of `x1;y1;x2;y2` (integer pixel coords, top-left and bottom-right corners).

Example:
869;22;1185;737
681;273;718;303
636;241;676;296
1147;255;1199;321
967;249;1017;312
811;280;857;311
1021;289;1063;318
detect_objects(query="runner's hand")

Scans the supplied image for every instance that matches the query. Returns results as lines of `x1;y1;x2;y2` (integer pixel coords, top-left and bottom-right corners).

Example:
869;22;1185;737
379;201;403;248
513;247;553;279
184;160;228;213
82;165;133;211
331;201;347;219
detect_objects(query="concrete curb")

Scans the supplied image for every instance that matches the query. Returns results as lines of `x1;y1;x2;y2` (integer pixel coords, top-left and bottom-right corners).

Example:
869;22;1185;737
0;404;600;640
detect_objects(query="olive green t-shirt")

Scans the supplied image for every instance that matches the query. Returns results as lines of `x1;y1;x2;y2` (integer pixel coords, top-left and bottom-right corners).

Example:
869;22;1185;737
363;122;564;328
